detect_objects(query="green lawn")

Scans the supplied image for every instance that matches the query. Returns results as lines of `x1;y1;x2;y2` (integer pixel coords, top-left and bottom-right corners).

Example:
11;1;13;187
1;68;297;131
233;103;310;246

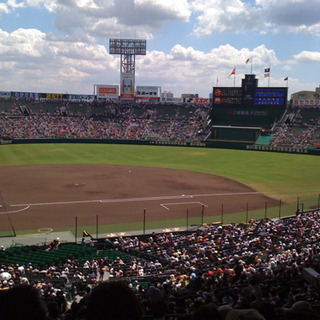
0;143;319;234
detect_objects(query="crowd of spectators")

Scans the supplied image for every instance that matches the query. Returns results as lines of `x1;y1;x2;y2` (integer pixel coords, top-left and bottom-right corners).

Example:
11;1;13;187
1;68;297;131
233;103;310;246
2;99;320;147
0;99;211;142
1;210;320;319
270;106;320;148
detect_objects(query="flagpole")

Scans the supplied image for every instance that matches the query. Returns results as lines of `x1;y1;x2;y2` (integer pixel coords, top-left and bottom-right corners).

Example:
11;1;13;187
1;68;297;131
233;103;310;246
284;77;289;88
246;57;253;74
264;68;270;87
229;67;236;85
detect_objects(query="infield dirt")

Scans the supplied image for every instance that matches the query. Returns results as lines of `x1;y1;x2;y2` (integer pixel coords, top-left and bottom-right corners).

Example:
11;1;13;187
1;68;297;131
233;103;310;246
0;164;278;232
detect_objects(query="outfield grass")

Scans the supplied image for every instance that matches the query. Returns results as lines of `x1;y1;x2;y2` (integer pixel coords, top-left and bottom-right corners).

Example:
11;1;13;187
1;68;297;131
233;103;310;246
0;143;319;235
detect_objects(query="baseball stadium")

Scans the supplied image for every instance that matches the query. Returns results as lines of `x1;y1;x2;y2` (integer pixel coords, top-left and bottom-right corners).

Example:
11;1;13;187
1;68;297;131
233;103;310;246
0;71;320;319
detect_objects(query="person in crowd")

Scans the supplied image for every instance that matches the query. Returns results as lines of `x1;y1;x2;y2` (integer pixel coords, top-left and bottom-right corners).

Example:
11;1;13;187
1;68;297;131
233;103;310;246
85;281;143;320
0;284;48;320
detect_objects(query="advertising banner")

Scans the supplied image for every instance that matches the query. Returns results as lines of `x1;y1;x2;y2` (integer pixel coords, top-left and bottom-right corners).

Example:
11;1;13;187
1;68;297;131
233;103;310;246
69;94;94;102
120;73;134;99
12;91;39;99
96;85;119;99
136;86;159;100
160;97;183;104
293;99;320;106
195;98;209;104
0;91;11;99
45;93;67;99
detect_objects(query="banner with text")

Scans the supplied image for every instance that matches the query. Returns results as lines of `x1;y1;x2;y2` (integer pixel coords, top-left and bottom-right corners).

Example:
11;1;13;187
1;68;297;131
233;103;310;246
136;86;160;100
96;85;119;99
12;91;39;99
293;99;320;106
0;91;11;99
120;73;134;99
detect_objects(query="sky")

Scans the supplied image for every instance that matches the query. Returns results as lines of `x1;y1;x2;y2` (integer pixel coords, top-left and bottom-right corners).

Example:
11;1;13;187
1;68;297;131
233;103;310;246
0;0;320;98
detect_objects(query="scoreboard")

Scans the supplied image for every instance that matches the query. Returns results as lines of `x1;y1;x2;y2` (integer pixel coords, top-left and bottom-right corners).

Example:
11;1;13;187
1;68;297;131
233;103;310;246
213;88;242;105
211;75;288;129
254;88;286;106
213;87;287;107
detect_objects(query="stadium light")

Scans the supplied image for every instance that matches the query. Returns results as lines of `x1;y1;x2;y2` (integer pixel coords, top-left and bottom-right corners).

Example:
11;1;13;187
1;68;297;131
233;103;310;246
109;38;146;100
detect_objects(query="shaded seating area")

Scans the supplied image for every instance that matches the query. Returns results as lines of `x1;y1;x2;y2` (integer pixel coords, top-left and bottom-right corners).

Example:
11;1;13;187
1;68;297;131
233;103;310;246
0;243;134;269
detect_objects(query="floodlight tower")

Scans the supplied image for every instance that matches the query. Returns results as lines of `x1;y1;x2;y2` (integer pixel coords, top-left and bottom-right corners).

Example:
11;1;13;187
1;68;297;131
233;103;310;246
109;38;146;99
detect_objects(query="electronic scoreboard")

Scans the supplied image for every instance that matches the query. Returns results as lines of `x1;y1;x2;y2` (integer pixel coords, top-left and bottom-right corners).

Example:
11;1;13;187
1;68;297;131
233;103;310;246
213;76;287;108
254;88;286;106
211;74;288;129
213;88;242;105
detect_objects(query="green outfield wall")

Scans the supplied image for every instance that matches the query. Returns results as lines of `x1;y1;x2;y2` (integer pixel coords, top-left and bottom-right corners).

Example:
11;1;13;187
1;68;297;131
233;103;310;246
1;137;319;155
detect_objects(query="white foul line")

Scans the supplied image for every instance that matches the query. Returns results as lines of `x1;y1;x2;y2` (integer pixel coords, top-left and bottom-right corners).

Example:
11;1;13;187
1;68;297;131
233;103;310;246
161;201;208;210
11;199;101;207
99;194;194;203
0;206;30;215
9;191;259;208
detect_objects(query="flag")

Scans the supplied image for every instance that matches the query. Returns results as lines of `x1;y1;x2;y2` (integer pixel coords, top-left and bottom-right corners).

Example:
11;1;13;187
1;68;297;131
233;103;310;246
284;77;288;81
229;68;236;77
264;67;270;77
246;58;251;64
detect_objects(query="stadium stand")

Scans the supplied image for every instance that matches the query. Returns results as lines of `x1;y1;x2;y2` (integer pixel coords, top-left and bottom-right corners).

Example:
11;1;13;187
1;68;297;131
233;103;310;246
2;97;320;153
0;99;211;142
1;211;320;319
268;106;320;148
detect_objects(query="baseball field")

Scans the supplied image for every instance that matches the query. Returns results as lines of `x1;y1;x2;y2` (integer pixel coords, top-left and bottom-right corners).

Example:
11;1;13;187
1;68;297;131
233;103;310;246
0;143;319;237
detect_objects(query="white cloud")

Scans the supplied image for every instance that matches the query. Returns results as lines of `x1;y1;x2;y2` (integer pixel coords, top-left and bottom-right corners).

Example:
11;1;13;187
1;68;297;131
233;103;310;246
283;65;292;71
168;43;278;70
170;44;204;61
51;0;191;41
0;28;46;57
293;51;320;63
0;28;115;93
0;0;318;97
6;0;320;40
7;0;320;44
136;43;280;95
259;0;320;36
0;27;283;97
135;0;190;21
191;0;264;36
6;0;57;12
7;0;25;9
190;0;320;37
0;3;10;15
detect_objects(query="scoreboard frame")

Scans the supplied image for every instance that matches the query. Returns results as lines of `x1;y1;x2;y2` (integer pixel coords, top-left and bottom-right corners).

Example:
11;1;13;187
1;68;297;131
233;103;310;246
212;86;287;108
